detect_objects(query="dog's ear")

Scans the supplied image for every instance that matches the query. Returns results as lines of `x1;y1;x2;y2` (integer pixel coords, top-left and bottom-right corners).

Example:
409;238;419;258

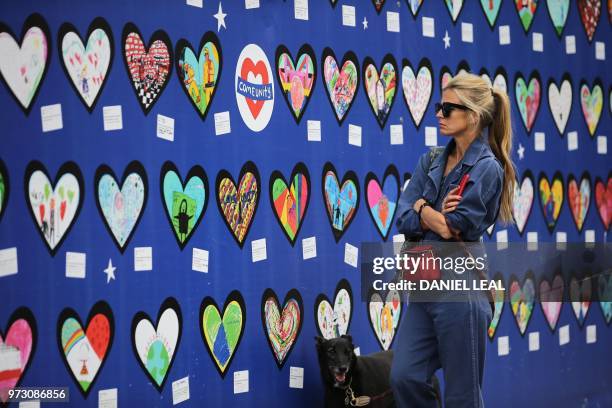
340;334;353;344
315;336;325;349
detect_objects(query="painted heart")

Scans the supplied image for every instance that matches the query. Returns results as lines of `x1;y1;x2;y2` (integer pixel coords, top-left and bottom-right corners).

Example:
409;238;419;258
567;172;591;233
0;159;9;222
57;301;113;398
122;23;172;115
175;32;222;120
329;0;339;7
546;0;570;37
480;0;503;28
322;162;360;243
322;48;359;125
594;174;611;230
161;162;208;250
402;172;412;193
199;291;245;378
275;44;316;124
570;275;592;327
509;273;536;336
597;271;612;325
488;274;504;340
367;289;402;350
439;61;470;92
0;13;50;114
538;171;564;233
480;68;508;94
58;17;113;112
513;170;535;235
578;0;602;42
315;279;353;339
514;0;540;32
365;165;400;241
580;79;603;137
515;73;541;134
132;297;181;391
363;54;398;128
401;58;432;129
25;161;84;256
406;0;425;16
269;163;310;246
547;75;572;135
261;289;303;369
444;0;465;22
539;274;564;331
486;223;495;237
215;162;260;248
95;161;148;253
0;308;36;404
372;0;387;13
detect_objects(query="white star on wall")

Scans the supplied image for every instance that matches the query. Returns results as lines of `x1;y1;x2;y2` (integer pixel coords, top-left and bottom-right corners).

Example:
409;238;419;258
104;259;116;283
214;2;227;32
443;31;451;49
517;143;525;160
362;17;368;30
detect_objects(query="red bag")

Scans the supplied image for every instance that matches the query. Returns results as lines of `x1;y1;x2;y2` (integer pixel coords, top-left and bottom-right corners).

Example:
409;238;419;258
398;243;441;282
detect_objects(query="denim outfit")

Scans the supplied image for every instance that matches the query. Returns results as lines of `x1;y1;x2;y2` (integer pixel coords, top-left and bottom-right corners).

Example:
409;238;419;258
390;132;504;408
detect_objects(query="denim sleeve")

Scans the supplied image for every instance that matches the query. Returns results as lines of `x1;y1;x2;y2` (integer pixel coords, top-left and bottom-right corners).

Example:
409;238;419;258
395;152;430;239
445;158;504;238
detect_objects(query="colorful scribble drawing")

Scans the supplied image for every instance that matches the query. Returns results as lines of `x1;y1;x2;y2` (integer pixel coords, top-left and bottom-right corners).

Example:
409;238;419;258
272;173;308;242
324;172;357;232
580;83;602;136
510;277;535;335
0;310;35;404
264;296;301;365
324;55;357;122
538;175;563;231
277;51;314;120
218;172;258;244
515;76;540;132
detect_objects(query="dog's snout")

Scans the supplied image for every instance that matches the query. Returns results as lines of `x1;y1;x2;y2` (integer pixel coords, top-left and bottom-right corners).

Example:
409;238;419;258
338;366;348;373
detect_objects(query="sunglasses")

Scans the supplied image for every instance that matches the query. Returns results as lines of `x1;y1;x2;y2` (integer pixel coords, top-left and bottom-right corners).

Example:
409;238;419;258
435;102;470;118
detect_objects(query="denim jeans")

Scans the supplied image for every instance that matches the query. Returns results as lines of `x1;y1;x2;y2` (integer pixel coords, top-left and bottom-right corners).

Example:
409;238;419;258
390;289;493;407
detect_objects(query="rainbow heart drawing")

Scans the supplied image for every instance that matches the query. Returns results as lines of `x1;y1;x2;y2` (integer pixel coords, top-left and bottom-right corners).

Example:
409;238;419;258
269;163;310;246
538;171;564;234
261;288;303;369
567;172;591;233
488;274;505;340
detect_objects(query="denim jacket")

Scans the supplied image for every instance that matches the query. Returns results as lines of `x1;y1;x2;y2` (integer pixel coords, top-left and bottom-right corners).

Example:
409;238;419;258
396;132;504;242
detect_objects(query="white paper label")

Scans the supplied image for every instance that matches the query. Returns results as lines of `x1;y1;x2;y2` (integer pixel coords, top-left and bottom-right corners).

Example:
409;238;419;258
390;124;403;145
186;0;203;7
461;22;473;43
251;238;267;262
342;5;356;27
192;248;209;273
172;376;190;405
528;332;540;351
307;120;321;142
527;231;538;251
294;0;308;20
392;234;405;243
567;131;578;151
41;104;63;132
496;229;508;250
497;336;509;356
98;388;118;408
19;402;40;408
134;247;153;271
586;325;597;344
66;251;86;279
387;12;400;33
354;347;360;356
585;229;595;243
499;25;511;45
425;126;437;146
532;32;543;52
344;243;358;268
234;370;249;394
597;135;607;154
214;111;231;135
559;324;570;345
595;42;605;60
103;105;123;131
534;132;545;151
0;247;18;278
565;36;576;54
245;0;260;9
289;366;304;389
422;17;435;38
348;124;362;147
157;114;175;142
556;231;567;251
302;237;317;260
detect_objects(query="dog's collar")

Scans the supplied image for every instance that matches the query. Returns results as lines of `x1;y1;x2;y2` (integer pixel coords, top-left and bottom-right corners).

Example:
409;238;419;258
343;377;394;407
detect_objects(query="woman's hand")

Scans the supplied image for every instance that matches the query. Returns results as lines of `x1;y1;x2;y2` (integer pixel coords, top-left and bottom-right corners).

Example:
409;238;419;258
442;186;462;214
412;198;427;212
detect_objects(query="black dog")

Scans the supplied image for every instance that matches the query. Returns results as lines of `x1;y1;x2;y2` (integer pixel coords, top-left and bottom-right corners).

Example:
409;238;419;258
316;335;395;407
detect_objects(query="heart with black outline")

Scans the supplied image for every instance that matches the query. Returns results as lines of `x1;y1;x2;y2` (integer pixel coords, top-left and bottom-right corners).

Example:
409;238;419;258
481;67;509;94
215;161;260;248
58;17;114;112
512;170;534;236
488;273;505;340
547;74;573;136
199;290;246;378
365;165;400;241
546;0;570;37
439;60;470;92
269;163;310;246
514;72;541;134
161;162;208;250
509;273;536;336
24;161;84;256
131;297;182;392
122;23;172;115
275;44;316;124
322;162;360;243
567;172;591;234
485;223;495;237
480;0;503;29
570;274;592;327
261;288;304;369
406;0;424;17
402;172;412;193
95;161;148;253
539;273;564;332
0;307;37;405
314;279;353;339
372;0;386;13
578;0;601;42
367;288;402;350
402;58;433;129
594;173;611;230
363;54;398;129
514;0;540;32
579;78;603;137
321;48;359;126
0;158;9;222
0;13;51;115
175;31;222;120
444;0;465;22
538;171;564;234
57;301;114;398
597;270;612;325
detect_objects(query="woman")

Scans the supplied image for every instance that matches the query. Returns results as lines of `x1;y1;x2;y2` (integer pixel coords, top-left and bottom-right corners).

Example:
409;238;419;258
390;73;516;407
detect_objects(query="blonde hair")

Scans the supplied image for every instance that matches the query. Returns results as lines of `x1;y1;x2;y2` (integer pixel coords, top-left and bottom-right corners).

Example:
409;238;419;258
443;73;516;225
